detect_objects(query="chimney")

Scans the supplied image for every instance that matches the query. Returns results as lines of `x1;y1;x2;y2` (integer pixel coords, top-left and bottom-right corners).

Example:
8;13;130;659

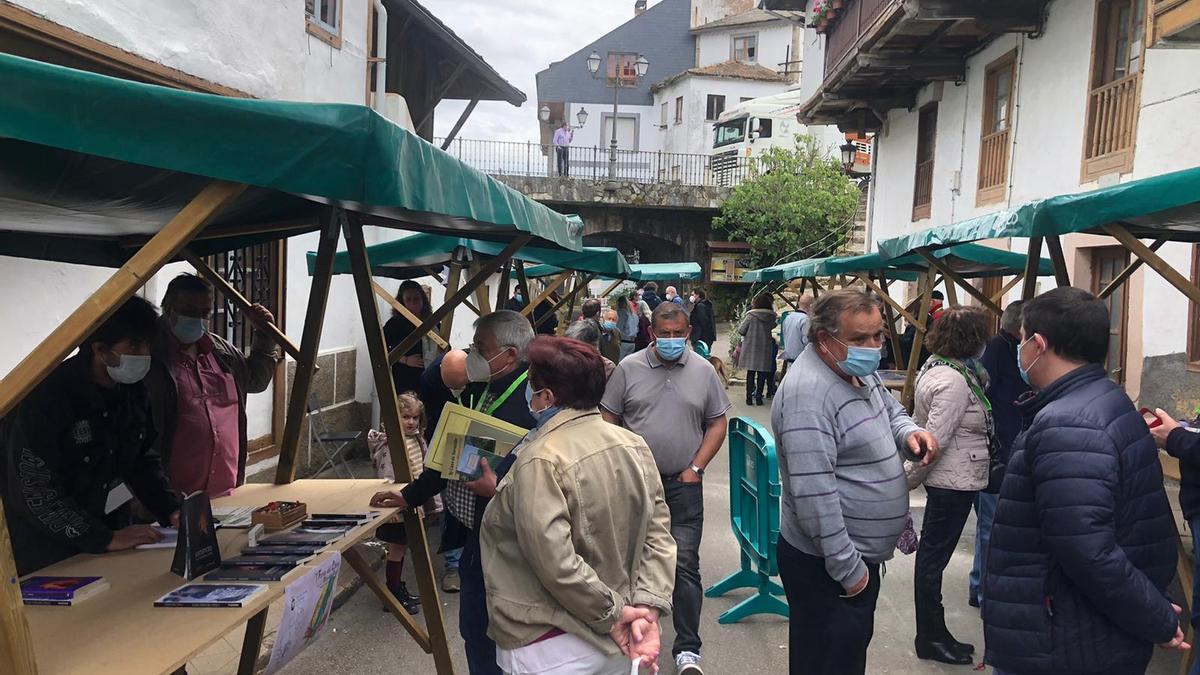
635;0;647;16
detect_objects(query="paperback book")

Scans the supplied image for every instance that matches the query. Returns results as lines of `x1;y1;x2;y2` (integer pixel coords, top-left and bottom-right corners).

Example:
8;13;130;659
259;527;348;546
20;576;109;606
155;583;269;608
242;545;324;556
222;554;311;567
171;491;221;579
205;565;293;582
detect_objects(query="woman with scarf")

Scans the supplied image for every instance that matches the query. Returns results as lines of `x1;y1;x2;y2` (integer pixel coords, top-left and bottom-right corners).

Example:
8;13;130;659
909;307;995;665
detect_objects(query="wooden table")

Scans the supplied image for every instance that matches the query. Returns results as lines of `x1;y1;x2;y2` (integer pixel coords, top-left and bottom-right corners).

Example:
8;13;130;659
23;479;401;675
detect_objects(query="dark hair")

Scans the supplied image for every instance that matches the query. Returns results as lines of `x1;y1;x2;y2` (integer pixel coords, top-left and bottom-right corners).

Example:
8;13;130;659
931;290;945;300
527;336;607;409
83;295;160;356
393;280;432;320
1022;287;1109;364
643;281;659;292
651;301;689;330
1000;300;1024;335
926;307;992;359
162;273;213;310
581;298;601;318
752;293;773;310
808;289;883;343
694;288;707;299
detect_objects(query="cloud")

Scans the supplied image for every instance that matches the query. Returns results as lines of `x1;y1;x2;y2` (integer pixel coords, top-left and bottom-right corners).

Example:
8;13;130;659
420;0;650;142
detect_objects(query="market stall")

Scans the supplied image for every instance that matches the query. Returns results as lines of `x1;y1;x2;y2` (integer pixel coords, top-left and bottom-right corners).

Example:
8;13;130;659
0;52;582;675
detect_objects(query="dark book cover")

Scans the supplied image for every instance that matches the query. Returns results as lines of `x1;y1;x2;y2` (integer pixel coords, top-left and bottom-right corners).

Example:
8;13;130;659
154;583;268;607
241;545;324;556
308;512;379;521
259;528;346;546
222;554;309;567
205;565;292;582
171;491;221;579
21;576;105;600
303;519;366;528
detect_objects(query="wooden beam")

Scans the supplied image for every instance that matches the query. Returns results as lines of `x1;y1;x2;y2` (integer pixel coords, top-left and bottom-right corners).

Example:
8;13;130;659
775;289;799;311
1045;235;1072;287
0;496;37;675
371;279;450;350
1099;238;1167;299
416;61;467;131
389;237;532;362
521;272;570;317
810;277;824;298
274;209;340;484
991;273;1025;304
902;269;938;410
878;272;905;371
917;250;1004;316
439;98;480;150
855;272;923;330
470;260;493;315
236;608;268;675
341;216;452;674
1022;236;1043;300
495;260;512;310
599;278;625;298
181;250;304;362
438;261;464;343
943;274;959;307
535;274;594;330
1102;224;1200;305
515;263;531;309
0;180;246;419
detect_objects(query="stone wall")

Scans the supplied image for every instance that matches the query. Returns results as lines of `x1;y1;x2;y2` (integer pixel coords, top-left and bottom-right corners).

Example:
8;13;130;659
492;175;731;210
1138;352;1200;419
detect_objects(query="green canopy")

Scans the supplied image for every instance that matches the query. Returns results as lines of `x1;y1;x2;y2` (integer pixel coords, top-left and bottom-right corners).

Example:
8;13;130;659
313;225;630;280
878;165;1200;259
0;52;582;268
740;244;1051;283
741;257;836;283
624;263;704;281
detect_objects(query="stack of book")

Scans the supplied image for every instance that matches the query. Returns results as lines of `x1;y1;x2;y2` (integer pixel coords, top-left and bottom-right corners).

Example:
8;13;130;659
155;583;269;608
21;576;109;606
202;512;381;582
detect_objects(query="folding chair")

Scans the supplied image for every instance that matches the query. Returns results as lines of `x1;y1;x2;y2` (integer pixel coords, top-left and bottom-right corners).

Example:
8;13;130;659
307;395;365;478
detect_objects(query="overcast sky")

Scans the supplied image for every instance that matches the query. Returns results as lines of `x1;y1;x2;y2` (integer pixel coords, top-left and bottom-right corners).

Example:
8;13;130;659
422;0;657;142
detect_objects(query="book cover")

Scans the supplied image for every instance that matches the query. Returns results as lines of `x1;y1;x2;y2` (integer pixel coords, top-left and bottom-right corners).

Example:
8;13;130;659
426;403;528;473
222;554;310;567
21;576;108;605
205;565;293;582
171;491;222;579
242;545;324;556
307;513;380;522
302;519;364;528
154;583;269;608
259;528;346;546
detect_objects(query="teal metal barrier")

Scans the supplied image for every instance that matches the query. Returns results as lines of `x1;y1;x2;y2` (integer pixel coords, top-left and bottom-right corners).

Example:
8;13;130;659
704;416;788;623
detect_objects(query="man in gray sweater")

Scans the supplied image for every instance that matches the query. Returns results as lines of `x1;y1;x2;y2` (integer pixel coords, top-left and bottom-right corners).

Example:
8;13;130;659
771;289;938;675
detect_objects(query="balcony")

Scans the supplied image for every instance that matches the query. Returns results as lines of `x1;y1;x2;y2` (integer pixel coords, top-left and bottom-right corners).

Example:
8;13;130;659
800;0;1047;131
1152;0;1200;46
1082;73;1142;181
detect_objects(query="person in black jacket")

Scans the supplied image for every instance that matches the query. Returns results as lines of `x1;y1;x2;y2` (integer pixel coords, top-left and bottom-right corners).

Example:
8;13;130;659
968;300;1030;608
641;282;663;311
984;287;1183;675
689;288;717;350
1150;406;1200;668
0;296;180;575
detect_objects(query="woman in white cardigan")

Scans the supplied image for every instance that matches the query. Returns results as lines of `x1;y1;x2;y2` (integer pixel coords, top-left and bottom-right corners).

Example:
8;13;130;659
910;307;994;666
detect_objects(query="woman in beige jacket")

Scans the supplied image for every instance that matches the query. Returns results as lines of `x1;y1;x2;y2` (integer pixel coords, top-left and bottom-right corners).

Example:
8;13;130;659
910;307;994;666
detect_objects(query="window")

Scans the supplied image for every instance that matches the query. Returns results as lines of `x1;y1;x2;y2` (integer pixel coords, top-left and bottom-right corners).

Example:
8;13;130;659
660;102;669;127
977;51;1017;205
713;119;746;147
912;104;938;221
757;118;773;138
1190;244;1200;368
675;96;684;124
1090;247;1131;383
607;52;640;88
732;34;758;63
1083;0;1146;180
706;94;726;121
305;0;342;48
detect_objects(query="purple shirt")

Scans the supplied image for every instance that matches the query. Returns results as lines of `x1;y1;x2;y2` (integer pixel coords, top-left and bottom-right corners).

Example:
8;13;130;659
553;127;572;147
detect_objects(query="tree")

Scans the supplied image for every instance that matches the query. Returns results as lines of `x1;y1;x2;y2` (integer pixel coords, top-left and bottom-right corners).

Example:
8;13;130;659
713;135;861;267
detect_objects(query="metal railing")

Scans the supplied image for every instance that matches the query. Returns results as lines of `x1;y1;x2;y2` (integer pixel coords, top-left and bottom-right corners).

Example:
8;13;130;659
435;137;758;187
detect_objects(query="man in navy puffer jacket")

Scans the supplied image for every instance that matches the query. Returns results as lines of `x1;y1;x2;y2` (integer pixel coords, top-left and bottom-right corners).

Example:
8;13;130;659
984;287;1184;675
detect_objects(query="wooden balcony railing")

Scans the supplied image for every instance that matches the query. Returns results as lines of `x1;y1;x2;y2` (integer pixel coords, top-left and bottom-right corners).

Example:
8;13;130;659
1083;72;1141;178
976;128;1010;204
823;0;894;82
912;159;934;220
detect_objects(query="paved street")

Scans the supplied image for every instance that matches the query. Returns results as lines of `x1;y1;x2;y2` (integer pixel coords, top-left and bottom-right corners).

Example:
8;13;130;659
283;327;1183;675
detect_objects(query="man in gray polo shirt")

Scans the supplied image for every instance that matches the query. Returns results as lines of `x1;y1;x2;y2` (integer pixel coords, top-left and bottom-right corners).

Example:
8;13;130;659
602;302;731;675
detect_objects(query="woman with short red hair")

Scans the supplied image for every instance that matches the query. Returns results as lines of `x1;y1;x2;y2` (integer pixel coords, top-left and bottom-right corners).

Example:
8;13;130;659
479;336;677;674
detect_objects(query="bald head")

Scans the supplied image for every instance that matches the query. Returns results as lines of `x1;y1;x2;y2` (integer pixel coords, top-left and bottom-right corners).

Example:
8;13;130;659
440;349;469;390
797;294;814;312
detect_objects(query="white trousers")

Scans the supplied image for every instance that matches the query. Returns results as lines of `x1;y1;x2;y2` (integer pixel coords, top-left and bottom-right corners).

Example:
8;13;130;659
497;632;633;675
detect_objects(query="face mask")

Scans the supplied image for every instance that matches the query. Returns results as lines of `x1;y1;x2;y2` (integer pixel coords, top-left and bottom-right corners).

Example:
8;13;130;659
690;295;697;304
656;337;687;361
466;348;508;383
525;383;561;427
602;320;617;331
106;353;152;384
449;386;466;399
515;294;523;302
171;315;208;344
1017;336;1041;387
829;336;881;378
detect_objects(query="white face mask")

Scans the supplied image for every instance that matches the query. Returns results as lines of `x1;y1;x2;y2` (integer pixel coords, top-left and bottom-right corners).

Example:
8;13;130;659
106;353;152;384
466;348;509;383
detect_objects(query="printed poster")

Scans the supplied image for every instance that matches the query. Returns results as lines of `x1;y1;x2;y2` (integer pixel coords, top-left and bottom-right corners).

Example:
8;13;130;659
264;552;342;675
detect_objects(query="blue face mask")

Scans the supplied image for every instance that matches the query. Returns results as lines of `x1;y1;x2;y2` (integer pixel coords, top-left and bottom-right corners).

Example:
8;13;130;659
655;337;687;361
525;383;561;427
172;315;208;344
515;294;524;302
830;336;881;378
601;320;617;331
1017;335;1041;386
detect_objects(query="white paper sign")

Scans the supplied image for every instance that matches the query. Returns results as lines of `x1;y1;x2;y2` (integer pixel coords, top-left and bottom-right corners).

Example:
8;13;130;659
264;552;342;675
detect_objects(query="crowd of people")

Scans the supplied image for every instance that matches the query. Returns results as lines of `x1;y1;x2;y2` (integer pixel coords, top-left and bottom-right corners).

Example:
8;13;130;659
4;270;1198;675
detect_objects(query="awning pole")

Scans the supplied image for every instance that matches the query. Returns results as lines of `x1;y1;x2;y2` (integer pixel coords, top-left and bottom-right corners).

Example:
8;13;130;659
1098;238;1167;299
496;260;512;309
0;180;246;419
902;268;938;410
341;215;454;675
810;277;824;298
1022;237;1044;300
991;273;1025;304
521;272;570;317
916;250;1004;316
371;279;450;350
855;272;924;330
560;273;586;335
943;275;959;307
439;260;465;342
274;208;340;484
1102;224;1200;305
515;263;531;308
181;250;304;362
1045;235;1072;287
599;278;624;298
469;260;493;315
877;271;904;370
534;273;596;330
388;237;532;362
0;495;36;674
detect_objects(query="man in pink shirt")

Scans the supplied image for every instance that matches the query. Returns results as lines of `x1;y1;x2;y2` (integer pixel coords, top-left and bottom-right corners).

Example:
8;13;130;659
553;121;573;176
147;274;280;497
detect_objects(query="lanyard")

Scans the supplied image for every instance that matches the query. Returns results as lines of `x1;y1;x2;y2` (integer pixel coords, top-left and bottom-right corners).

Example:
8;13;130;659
460;371;529;416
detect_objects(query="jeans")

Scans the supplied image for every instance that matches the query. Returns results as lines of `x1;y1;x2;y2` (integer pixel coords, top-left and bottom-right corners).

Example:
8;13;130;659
460;531;502;675
914;486;977;642
663;478;704;656
777;536;882;675
444;546;462;571
969;491;997;605
555;146;569;176
745;370;769;402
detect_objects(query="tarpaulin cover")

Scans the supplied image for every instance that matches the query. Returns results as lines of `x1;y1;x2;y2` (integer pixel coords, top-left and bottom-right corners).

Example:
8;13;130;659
0;53;583;267
743;243;1053;283
877;165;1200;259
619;263;704;281
741;257;836;282
313;222;630;280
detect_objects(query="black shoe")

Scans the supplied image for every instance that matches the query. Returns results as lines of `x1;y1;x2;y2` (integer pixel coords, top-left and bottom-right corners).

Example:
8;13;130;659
755;396;765;406
946;636;975;655
915;638;972;665
968;594;980;608
386;583;421;615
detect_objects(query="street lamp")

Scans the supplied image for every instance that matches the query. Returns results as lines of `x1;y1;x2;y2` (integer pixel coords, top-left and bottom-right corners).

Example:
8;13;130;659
840;141;858;171
576;107;589;128
539;105;550;123
589;52;649;184
586;50;602;75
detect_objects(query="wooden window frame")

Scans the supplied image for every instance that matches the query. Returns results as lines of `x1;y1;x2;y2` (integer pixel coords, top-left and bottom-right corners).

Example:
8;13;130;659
675;96;684;125
705;94;726;121
660;101;669;127
1081;0;1147;182
731;32;759;64
976;50;1017;207
306;0;344;49
1090;246;1132;384
1188;244;1200;370
1152;0;1200;44
912;103;938;221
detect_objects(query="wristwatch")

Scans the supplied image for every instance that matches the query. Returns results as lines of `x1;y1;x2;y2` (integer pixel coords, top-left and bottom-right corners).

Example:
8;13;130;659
689;464;705;477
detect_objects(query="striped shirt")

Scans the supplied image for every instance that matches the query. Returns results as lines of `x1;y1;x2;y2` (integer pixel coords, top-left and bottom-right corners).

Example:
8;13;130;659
771;345;921;590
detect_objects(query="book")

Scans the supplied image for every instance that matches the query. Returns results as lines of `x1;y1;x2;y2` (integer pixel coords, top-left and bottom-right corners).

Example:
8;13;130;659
171;491;221;580
302;519;366;528
222;554;310;567
154;583;269;608
259;527;347;546
426;403;528;474
205;565;293;582
212;506;256;528
454;436;511;481
242;545;325;556
307;512;380;522
135;526;178;550
21;576;109;606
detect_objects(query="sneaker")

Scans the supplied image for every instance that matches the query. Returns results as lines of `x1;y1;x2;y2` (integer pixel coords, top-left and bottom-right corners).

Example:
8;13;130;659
675;651;703;674
442;568;461;593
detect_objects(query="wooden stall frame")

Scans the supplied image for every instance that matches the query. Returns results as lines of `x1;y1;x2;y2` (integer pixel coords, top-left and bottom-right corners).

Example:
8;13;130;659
535;273;596;331
370;279;450;350
1022;236;1044;300
495;260;512;310
915;250;1004;316
902;268;939;409
521;271;571;317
